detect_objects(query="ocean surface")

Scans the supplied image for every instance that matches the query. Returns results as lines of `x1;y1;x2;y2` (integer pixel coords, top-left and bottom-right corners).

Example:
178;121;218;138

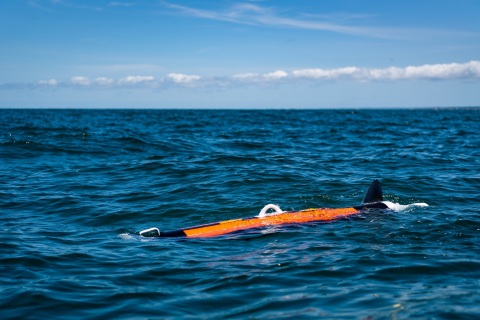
1;108;479;319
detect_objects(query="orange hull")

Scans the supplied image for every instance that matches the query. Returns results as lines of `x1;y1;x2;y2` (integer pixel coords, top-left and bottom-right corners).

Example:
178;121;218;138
182;207;359;238
140;207;360;238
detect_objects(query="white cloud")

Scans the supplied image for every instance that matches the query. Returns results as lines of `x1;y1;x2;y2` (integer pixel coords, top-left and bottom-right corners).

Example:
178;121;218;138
70;76;91;86
94;77;114;85
166;73;201;84
38;78;58;86
232;70;288;83
233;73;260;81
264;70;288;80
68;75;155;87
292;61;480;81
293;67;361;80
3;61;479;92
403;61;480;79
118;75;155;85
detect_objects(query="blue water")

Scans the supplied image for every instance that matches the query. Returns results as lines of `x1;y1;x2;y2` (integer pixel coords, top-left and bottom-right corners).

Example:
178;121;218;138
1;108;479;319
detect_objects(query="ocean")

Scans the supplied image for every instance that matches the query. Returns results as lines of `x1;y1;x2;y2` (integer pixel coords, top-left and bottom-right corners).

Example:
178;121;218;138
1;108;479;319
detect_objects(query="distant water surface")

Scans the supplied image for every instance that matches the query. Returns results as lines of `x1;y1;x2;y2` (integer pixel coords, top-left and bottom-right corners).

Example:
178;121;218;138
1;108;479;319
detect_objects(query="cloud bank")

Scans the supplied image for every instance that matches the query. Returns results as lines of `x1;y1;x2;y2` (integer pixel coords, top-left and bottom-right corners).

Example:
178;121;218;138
292;61;480;81
2;61;479;91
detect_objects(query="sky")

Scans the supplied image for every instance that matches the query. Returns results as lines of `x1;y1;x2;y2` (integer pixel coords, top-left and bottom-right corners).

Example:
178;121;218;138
1;0;479;108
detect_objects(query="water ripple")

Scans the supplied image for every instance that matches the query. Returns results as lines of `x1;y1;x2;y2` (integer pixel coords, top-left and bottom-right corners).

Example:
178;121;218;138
1;109;480;319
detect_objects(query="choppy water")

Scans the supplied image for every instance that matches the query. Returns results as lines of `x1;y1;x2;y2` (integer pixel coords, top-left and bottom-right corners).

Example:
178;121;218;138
1;108;479;319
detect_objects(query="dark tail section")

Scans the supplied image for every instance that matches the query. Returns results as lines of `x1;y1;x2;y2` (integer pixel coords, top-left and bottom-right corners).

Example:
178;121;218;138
362;179;383;204
353;179;388;210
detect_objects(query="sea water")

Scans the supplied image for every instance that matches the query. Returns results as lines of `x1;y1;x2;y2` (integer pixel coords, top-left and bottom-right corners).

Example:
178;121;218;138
1;108;479;319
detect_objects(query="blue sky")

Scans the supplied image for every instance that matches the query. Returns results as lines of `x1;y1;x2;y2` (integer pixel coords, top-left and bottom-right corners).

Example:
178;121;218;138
1;0;479;108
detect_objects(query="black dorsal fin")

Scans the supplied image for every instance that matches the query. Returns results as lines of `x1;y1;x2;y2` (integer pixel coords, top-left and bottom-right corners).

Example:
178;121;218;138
362;179;383;204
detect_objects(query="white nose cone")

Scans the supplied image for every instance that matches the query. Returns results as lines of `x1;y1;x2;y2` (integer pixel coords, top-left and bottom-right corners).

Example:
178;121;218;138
140;227;161;237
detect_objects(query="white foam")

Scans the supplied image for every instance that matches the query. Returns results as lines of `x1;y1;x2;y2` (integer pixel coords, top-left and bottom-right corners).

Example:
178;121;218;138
382;201;429;211
119;233;134;240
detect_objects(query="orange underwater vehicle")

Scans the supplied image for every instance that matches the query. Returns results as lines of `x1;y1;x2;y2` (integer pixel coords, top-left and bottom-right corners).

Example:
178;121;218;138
139;179;427;238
